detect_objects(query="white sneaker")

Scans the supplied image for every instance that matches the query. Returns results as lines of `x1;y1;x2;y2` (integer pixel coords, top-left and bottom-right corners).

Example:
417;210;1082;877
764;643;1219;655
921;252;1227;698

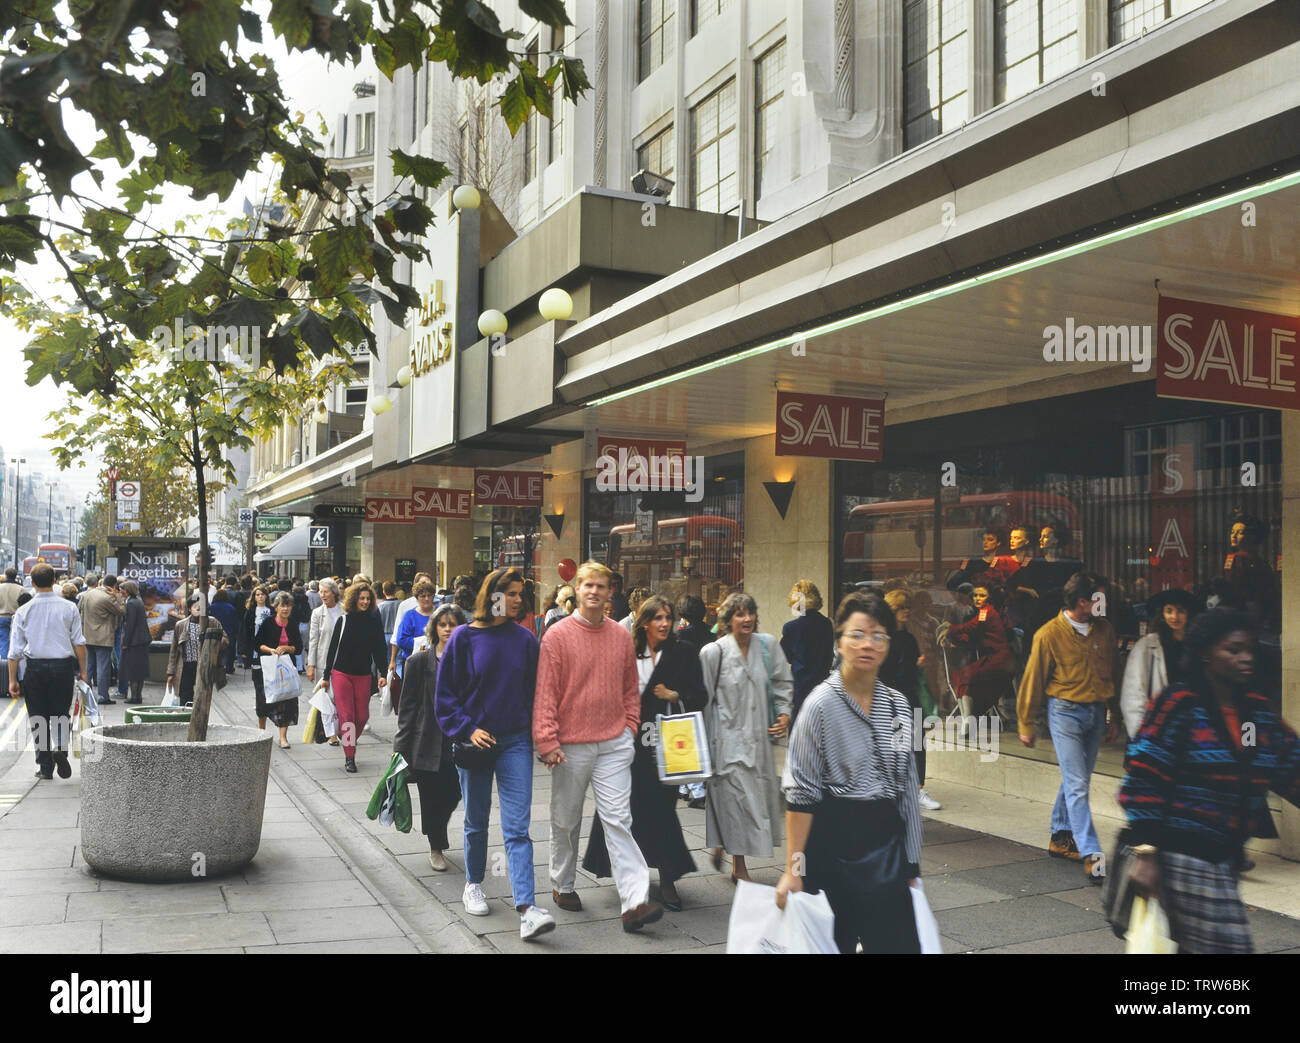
918;789;942;811
519;905;556;941
462;882;490;916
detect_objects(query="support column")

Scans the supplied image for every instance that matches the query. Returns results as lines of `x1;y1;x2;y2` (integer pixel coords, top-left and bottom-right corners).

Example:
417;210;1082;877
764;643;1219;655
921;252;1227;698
1280;411;1299;859
436;517;475;588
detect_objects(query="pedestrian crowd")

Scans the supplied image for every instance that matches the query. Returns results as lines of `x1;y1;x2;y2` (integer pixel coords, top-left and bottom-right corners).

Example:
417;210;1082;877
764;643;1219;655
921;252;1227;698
2;540;1296;955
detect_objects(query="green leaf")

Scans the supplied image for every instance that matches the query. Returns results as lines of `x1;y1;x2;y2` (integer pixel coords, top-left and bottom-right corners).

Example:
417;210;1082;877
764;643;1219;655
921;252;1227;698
287;307;338;358
239;9;264;43
518;0;573;27
390;148;450;189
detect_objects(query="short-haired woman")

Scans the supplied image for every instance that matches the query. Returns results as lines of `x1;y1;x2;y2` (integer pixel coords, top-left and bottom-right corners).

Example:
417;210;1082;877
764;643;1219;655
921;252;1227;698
390;579;437;681
1120;608;1300;952
582;594;706;910
1120;588;1198;741
699;592;793;882
394;604;467;871
306;578;342;685
776;592;924;954
323;583;389;773
435;568;552;939
780;579;834;721
255;592;302;749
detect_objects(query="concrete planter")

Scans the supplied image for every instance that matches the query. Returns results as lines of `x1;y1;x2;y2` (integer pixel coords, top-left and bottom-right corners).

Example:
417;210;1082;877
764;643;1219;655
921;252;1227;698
80;723;273;882
123;705;193;725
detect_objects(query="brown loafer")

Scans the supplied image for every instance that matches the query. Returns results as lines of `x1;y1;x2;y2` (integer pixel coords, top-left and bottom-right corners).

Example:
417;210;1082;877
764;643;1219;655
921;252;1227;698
621;900;664;933
1083;853;1106;884
1048;830;1081;861
552;889;582;912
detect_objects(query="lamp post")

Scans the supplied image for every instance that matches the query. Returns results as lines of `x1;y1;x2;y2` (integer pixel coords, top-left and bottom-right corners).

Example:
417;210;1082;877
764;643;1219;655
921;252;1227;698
9;457;24;569
46;479;59;545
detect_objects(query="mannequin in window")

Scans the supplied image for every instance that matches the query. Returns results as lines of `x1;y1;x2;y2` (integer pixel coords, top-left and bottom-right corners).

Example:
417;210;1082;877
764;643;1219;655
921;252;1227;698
1013;523;1082;636
948;527;1020;593
1223;515;1276;630
943;584;1015;733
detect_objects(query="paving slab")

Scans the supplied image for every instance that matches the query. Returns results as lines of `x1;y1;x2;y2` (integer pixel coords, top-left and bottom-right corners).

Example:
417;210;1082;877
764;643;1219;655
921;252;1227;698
0;800;81;829
922;837;1042;874
264;904;408;945
0;867;102;896
920;875;1013;912
66;886;229;922
0;843;75;871
484;913;698;953
102;911;275;953
0;892;68;927
239;855;359;886
936;894;1109;949
983;927;1126;954
918;819;989;846
0;920;101;954
222;879;378;913
245;936;422;954
944;855;1095;900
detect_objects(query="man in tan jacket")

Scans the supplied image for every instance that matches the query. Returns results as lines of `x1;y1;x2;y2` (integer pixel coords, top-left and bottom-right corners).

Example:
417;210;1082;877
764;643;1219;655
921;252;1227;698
1017;571;1120;884
79;575;125;706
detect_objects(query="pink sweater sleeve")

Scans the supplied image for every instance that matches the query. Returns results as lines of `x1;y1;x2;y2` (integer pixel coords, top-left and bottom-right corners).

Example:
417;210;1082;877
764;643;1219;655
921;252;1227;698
622;635;640;734
533;630;563;756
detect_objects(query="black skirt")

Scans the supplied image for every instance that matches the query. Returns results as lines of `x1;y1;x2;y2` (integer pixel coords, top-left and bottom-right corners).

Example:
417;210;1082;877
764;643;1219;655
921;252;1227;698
805;796;920;955
582;743;696;884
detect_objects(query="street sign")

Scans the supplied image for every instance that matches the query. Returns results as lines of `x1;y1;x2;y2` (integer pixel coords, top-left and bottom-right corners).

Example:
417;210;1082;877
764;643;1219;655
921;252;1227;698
309;525;331;549
117;499;139;520
116;480;141;502
238;508;255;529
106;467;119;481
115;521;141;532
254;514;292;534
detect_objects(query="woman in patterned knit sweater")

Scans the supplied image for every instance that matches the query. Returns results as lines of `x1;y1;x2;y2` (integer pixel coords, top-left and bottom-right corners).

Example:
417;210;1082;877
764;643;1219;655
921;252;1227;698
1119;608;1300;953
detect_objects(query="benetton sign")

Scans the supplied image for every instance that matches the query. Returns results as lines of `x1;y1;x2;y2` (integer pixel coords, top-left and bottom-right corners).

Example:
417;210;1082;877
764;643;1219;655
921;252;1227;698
1157;296;1298;411
473;469;544;508
775;391;884;462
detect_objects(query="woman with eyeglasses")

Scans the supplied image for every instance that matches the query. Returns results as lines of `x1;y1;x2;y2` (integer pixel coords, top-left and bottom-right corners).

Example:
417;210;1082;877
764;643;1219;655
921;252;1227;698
776;591;924;954
698;592;793;883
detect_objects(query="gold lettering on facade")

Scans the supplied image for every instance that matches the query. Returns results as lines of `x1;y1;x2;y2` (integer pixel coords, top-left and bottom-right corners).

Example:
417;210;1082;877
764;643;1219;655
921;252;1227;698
410;279;454;376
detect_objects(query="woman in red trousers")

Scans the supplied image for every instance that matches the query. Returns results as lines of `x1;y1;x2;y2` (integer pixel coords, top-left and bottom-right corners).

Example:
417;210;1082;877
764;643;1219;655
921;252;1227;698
323;582;389;773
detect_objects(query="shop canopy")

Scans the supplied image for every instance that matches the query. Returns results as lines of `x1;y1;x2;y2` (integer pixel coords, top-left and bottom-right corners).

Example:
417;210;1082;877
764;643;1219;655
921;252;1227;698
253;520;311;562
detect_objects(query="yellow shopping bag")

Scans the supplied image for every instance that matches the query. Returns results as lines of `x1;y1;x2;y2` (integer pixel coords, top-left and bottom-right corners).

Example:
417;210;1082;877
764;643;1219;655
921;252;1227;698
1126;895;1178;954
302;705;321;746
655;711;713;785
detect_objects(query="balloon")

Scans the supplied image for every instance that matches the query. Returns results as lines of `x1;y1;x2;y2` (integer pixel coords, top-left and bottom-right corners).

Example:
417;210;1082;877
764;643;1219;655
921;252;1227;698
557;558;576;583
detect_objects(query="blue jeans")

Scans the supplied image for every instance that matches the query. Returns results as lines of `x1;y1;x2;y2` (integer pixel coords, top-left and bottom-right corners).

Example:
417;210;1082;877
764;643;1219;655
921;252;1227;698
86;645;114;703
1048;698;1106;857
458;730;534;909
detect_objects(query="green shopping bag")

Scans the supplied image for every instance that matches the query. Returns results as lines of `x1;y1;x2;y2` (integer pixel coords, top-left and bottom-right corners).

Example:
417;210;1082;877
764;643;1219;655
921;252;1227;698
916;673;938;719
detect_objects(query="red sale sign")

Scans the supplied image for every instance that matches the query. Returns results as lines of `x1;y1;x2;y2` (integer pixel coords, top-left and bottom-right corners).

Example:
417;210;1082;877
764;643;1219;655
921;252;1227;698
412;487;472;518
365;497;415;525
473;469;544;507
1157;296;1299;411
775;391;884;462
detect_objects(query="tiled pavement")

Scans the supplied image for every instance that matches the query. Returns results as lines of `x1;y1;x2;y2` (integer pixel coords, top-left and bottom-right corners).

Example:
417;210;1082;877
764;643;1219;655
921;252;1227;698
1;673;1298;954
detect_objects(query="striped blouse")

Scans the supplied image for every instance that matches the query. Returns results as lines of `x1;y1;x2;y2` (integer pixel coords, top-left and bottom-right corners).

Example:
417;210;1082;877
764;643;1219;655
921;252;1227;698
782;674;923;869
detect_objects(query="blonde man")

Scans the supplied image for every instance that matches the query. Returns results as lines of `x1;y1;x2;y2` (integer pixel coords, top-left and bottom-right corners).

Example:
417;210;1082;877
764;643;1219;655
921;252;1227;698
534;561;663;933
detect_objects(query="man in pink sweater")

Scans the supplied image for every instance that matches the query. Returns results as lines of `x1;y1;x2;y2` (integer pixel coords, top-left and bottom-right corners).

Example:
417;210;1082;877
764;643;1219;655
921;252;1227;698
535;560;663;933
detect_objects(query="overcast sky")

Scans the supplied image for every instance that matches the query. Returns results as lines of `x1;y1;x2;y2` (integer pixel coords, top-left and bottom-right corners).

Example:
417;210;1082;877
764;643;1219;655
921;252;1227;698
0;18;374;510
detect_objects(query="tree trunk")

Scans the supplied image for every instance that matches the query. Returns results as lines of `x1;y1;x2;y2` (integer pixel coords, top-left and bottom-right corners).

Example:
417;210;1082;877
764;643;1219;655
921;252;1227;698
187;418;217;742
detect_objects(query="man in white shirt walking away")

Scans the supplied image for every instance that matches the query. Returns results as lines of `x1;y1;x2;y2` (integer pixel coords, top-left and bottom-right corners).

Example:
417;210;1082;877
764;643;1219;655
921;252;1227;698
7;563;87;780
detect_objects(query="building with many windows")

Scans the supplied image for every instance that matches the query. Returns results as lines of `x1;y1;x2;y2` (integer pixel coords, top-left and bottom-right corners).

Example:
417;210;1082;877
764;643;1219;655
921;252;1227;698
248;0;1299;853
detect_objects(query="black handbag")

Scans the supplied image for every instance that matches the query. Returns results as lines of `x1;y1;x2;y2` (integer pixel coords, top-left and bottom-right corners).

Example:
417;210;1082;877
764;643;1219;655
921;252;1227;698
451;740;500;771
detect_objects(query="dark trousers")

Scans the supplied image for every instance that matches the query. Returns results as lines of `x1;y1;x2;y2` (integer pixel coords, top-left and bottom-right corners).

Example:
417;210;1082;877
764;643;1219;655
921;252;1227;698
127;679;144;702
179;660;198;704
411;754;461;851
25;658;78;773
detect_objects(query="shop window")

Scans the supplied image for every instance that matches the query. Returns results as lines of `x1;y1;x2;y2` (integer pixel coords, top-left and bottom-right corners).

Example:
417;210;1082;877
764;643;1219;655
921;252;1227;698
1109;0;1210;44
903;0;970;149
638;0;675;82
548;26;565;165
690;79;738;214
994;0;1080;105
523;39;539;183
584;450;744;624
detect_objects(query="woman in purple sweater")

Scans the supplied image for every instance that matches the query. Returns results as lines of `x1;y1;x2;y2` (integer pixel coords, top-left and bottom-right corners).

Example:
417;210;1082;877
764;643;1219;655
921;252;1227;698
434;568;553;941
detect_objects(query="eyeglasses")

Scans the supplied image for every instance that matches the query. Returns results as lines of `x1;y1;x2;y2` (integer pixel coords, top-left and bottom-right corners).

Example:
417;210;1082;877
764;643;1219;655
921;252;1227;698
843;629;890;648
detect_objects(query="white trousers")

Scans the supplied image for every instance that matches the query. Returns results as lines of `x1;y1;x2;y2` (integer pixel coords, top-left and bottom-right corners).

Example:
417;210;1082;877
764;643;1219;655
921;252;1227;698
549;728;649;912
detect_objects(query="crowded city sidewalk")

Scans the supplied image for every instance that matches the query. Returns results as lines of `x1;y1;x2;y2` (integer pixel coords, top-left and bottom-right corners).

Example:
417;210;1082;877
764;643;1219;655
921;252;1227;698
1;670;1297;955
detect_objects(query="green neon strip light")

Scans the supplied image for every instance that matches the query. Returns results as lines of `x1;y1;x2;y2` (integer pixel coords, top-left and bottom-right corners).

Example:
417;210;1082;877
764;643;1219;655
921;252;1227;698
589;169;1300;407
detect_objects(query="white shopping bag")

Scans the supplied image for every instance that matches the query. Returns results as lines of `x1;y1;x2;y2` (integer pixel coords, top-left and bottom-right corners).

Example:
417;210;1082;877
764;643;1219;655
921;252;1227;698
909;881;943;954
309;680;339;738
260;654;301;704
379;670;396;716
725;880;837;954
161;682;180;707
1126;895;1178;954
75;679;101;727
